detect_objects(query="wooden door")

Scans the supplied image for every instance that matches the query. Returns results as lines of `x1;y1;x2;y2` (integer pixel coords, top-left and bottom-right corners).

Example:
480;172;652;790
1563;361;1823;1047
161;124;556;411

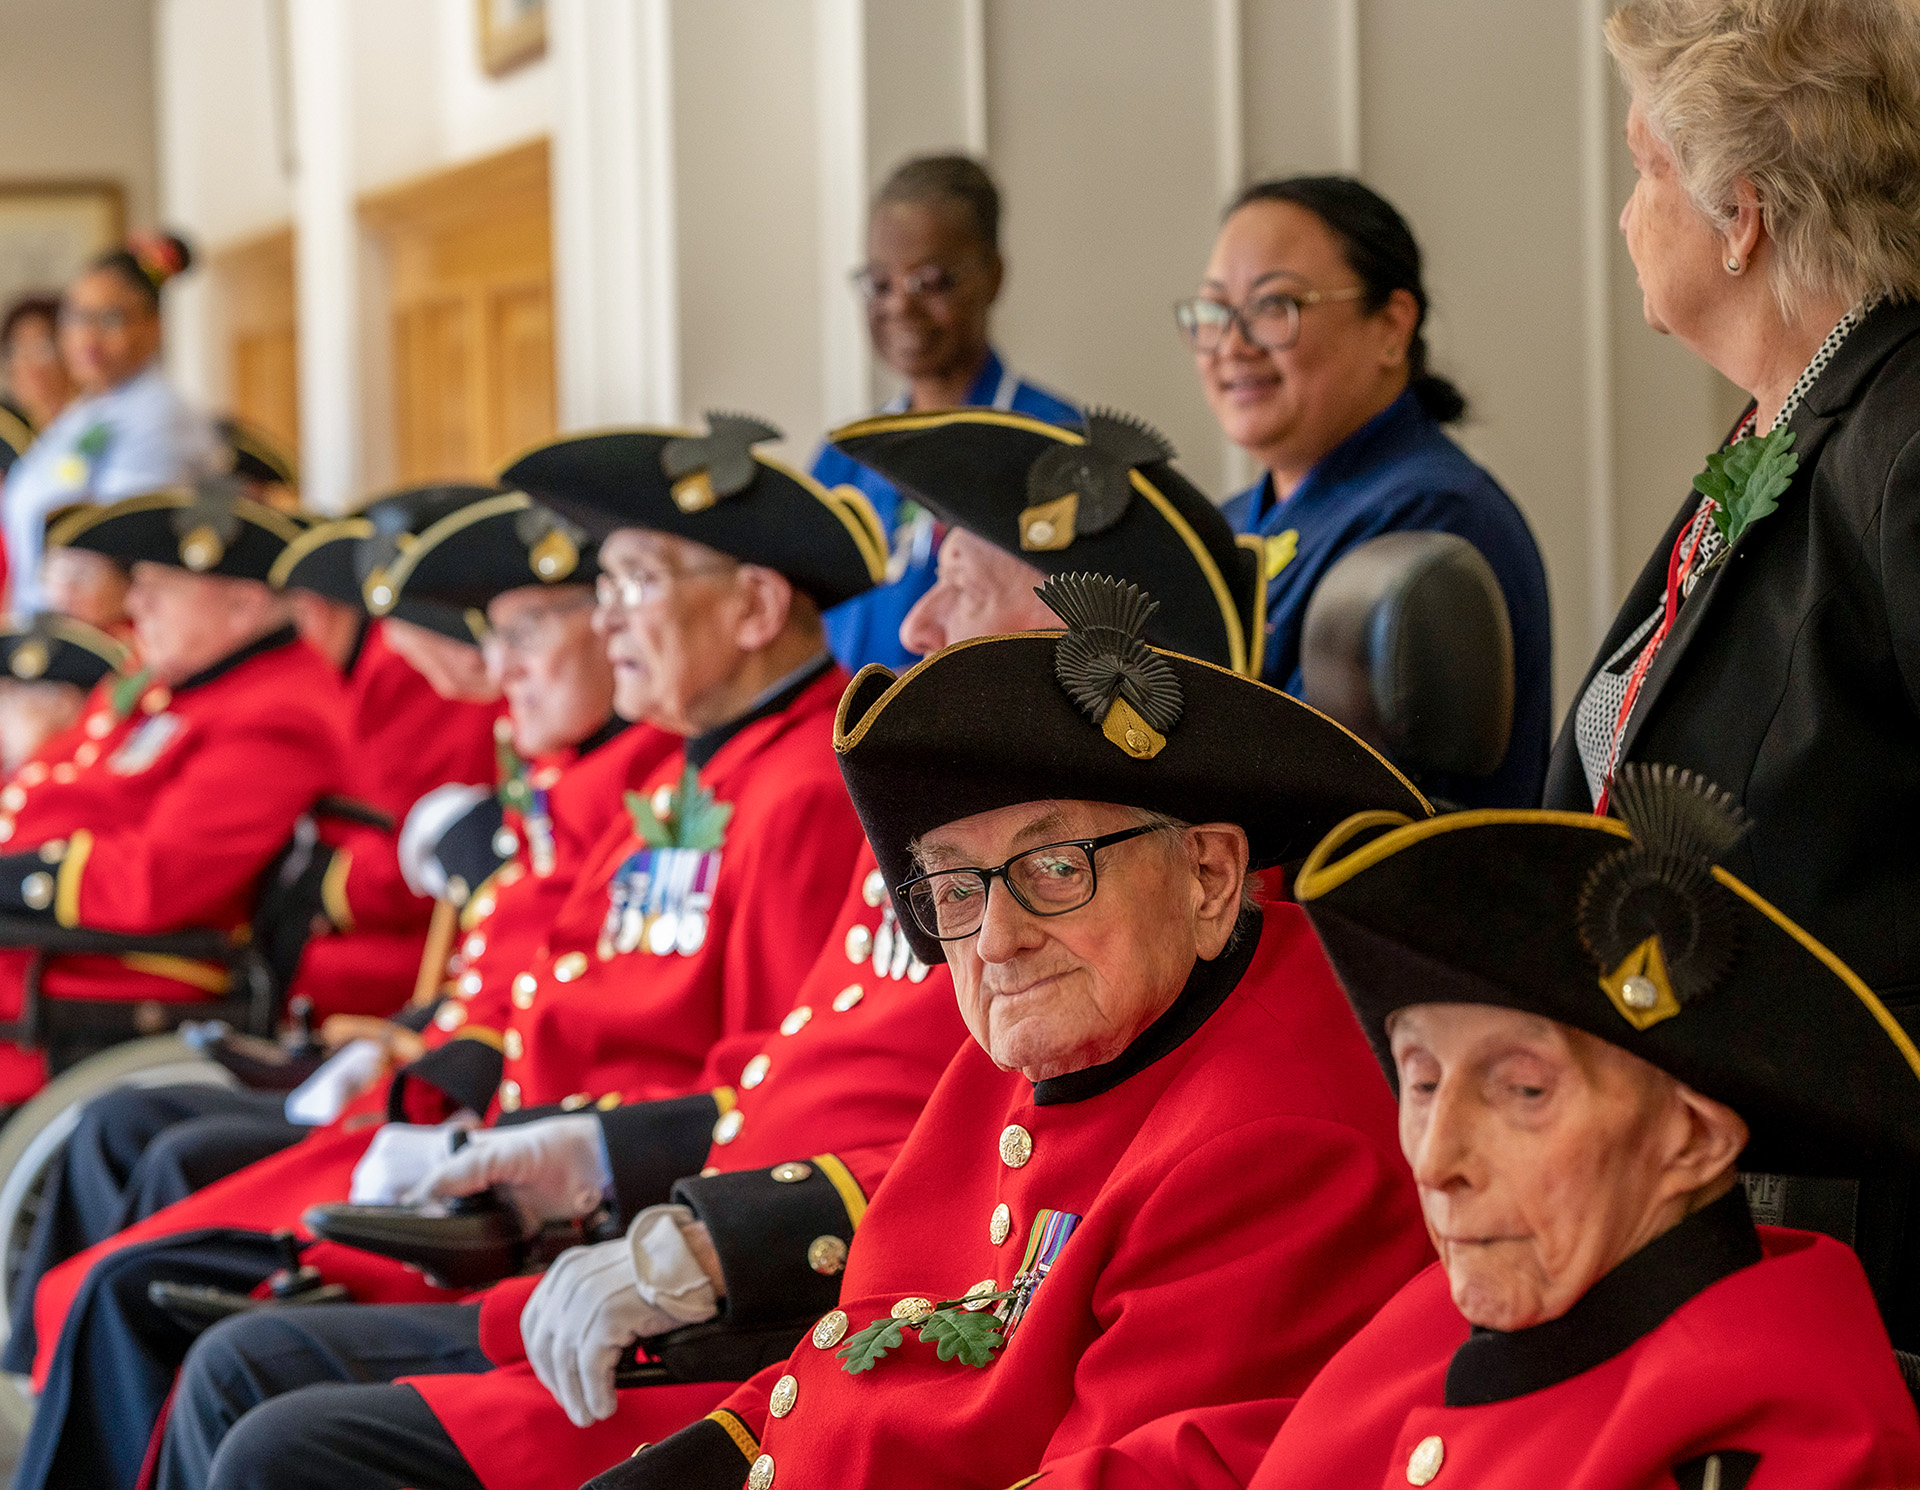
361;139;554;485
211;228;299;460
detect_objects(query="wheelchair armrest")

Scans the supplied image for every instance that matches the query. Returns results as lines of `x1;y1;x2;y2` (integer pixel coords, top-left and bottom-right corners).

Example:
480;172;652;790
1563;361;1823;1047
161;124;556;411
301;1197;614;1291
312;795;396;833
0;915;239;962
623;1317;815;1385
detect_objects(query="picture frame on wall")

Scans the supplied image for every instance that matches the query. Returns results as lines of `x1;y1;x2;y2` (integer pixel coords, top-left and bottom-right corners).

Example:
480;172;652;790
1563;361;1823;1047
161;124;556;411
0;180;124;319
477;0;547;77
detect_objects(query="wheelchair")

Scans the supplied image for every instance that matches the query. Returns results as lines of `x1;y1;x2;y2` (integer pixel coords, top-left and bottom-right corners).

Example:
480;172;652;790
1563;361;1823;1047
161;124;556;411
0;795;392;1429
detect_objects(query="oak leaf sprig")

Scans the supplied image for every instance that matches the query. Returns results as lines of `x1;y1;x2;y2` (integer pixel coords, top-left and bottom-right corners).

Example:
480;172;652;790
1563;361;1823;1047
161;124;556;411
624;764;733;850
837;1290;1017;1375
1693;424;1798;551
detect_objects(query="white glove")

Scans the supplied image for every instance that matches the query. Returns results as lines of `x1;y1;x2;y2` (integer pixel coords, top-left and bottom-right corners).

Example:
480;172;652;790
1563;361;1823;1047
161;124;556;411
284;1038;386;1126
348;1120;473;1205
398;783;493;898
404;1112;613;1228
521;1205;720;1427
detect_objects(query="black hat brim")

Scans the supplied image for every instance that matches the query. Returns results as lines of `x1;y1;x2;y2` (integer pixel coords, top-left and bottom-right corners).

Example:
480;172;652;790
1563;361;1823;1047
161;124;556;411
835;632;1430;963
375;490;598;612
830;410;1264;675
1295;810;1920;1176
50;491;301;581
0;615;129;689
500;430;885;610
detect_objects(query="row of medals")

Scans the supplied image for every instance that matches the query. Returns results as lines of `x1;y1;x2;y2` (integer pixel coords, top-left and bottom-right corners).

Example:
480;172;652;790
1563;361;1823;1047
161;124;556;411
850;870;931;983
597;850;714;960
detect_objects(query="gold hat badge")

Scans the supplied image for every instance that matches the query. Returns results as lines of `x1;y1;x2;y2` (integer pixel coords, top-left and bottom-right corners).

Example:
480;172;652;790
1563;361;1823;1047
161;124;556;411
1039;573;1183;760
1577;764;1748;1031
170;474;247;573
660;412;781;514
1019;410;1173;553
515;503;583;582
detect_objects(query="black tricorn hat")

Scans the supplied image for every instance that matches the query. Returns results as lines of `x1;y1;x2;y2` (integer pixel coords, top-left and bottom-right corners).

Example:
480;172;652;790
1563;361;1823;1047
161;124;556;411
836;573;1430;963
217;417;297;490
270;485;499;643
1292;765;1920;1176
49;478;303;581
829;407;1265;675
366;489;597;614
499;414;886;609
0;614;130;690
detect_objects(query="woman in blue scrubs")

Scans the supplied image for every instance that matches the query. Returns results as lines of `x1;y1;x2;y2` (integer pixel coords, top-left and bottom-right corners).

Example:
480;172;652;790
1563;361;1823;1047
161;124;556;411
1179;176;1551;806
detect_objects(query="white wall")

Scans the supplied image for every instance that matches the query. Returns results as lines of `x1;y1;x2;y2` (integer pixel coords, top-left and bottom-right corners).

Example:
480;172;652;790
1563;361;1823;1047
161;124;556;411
145;0;1740;704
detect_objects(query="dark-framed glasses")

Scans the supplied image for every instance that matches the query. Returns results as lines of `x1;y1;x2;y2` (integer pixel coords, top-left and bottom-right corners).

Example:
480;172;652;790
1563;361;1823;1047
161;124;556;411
480;596;594;660
851;262;963;304
897;824;1170;942
1173;285;1368;353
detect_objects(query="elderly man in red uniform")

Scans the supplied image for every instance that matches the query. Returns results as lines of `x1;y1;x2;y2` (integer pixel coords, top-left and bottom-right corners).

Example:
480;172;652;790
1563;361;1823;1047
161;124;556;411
1028;767;1920;1490
0;479;349;1101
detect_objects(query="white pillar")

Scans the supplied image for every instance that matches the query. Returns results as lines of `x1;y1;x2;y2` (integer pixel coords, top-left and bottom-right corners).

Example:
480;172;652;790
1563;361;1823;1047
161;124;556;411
815;0;870;428
548;0;680;429
152;0;220;414
288;0;358;511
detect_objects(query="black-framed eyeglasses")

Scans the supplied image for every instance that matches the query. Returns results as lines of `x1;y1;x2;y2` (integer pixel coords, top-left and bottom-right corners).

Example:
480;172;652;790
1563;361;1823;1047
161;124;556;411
897;824;1170;942
851;262;965;304
1173;285;1368;353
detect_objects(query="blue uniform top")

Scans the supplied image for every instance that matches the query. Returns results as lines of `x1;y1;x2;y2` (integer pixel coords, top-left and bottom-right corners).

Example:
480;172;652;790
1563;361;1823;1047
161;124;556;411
2;362;217;615
813;347;1079;672
1224;388;1552;808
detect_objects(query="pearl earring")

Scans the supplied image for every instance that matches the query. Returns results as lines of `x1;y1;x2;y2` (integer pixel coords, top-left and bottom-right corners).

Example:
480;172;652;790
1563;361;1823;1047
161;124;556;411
1725;256;1743;274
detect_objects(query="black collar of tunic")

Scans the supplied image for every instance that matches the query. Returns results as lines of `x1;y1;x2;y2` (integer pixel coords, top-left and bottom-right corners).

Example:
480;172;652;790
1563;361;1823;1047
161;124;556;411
684;652;832;770
577;713;630;758
1443;1185;1762;1407
341;615;371;679
1032;905;1263;1106
174;625;300;696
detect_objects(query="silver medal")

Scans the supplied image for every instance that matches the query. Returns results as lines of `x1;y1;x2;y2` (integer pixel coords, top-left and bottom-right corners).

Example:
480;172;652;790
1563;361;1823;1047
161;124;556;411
677;909;708;956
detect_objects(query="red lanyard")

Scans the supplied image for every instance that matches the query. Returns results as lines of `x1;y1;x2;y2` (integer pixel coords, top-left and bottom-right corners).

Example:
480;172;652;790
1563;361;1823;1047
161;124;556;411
1594;411;1755;815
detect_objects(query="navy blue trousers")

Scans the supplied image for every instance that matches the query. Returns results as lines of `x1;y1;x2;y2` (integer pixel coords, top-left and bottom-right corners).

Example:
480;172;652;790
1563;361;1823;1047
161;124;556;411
3;1083;303;1373
159;1300;488;1490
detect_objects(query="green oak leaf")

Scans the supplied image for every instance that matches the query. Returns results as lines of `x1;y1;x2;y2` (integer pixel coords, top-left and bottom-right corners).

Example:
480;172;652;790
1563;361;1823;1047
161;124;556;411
914;1306;1005;1366
74;423;112;460
672;764;733;851
109;667;153;720
1693;425;1797;550
496;736;534;815
837;1317;906;1374
623;788;672;848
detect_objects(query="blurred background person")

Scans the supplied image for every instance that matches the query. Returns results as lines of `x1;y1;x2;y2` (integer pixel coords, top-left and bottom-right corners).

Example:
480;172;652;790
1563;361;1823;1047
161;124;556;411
814;154;1077;672
1;231;217;616
0;294;75;453
1182;176;1551;807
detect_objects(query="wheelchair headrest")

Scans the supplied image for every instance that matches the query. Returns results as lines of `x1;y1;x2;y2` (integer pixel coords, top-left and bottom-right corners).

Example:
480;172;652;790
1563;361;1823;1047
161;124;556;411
1300;531;1514;782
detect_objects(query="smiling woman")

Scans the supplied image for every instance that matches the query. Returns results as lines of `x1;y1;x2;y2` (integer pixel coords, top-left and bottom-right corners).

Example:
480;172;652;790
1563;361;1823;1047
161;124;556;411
1186;177;1552;808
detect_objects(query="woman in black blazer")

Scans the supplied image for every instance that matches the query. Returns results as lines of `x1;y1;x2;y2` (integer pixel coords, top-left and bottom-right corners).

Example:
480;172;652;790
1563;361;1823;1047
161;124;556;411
1549;0;1920;1008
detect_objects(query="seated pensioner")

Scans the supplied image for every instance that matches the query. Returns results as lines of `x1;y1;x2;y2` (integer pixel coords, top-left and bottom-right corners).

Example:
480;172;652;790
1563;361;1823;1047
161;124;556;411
151;403;1283;1490
581;573;1435;1490
0;479;349;1100
1034;766;1920;1490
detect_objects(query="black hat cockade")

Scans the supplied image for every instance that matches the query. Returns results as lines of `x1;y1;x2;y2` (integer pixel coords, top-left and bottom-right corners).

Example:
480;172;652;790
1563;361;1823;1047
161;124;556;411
834;573;1429;964
1293;767;1920;1175
358;489;595;617
269;485;500;643
828;407;1264;675
217;417;298;491
500;414;886;609
0;613;130;690
49;477;304;582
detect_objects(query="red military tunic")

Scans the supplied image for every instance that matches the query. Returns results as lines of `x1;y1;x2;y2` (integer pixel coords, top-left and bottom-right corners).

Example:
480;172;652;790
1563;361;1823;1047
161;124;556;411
288;621;502;1019
475;662;866;1114
26;719;668;1386
402;845;971;1490
1031;1201;1920;1490
622;899;1431;1490
0;628;349;1101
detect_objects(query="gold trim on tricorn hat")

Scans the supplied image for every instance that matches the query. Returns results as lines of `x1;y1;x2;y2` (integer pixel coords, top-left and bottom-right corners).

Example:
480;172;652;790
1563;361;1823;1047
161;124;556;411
48;481;303;582
375;489;596;614
498;416;886;611
834;573;1429;964
826;406;1260;676
1294;765;1920;1176
0;614;132;690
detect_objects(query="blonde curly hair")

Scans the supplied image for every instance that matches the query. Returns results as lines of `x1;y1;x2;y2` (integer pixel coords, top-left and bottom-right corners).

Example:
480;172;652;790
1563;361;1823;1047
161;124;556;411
1607;0;1920;316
